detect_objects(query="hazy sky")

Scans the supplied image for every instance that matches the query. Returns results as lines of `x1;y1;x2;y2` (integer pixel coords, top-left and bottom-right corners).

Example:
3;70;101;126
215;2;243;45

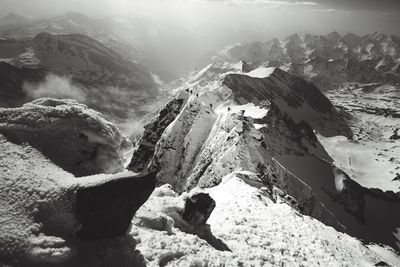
0;0;399;37
1;0;399;76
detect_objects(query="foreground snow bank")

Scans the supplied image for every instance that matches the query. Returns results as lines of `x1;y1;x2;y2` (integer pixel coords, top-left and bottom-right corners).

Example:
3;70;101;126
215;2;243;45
131;173;400;266
0;98;132;176
0;133;156;265
0;99;157;265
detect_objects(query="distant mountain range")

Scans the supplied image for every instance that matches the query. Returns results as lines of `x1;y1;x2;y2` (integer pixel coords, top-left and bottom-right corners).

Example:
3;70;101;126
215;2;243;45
0;31;158;120
0;11;202;81
212;32;400;90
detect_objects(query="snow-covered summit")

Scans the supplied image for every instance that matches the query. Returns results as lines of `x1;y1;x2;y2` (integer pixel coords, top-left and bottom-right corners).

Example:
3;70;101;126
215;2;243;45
129;62;400;252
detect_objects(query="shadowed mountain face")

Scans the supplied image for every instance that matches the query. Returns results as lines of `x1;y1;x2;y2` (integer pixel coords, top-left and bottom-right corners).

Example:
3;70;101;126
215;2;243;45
0;62;48;107
212;32;400;91
223;67;352;137
0;32;158;120
0;11;192;81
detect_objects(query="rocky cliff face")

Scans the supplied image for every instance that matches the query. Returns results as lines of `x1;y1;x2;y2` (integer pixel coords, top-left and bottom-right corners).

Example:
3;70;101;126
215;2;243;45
129;63;400;250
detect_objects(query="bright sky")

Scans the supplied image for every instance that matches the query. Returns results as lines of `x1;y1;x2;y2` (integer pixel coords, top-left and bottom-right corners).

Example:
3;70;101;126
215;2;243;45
1;0;399;76
1;0;399;36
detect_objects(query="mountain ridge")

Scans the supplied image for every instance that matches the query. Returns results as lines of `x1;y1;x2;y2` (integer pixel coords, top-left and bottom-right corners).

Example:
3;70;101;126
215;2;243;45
211;31;400;91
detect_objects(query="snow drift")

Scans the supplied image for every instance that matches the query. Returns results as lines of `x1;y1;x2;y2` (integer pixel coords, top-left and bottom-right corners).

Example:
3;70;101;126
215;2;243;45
0;98;132;176
0;98;156;265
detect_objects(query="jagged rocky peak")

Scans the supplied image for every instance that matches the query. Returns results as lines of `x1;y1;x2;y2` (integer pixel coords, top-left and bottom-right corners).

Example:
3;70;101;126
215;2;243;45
223;67;352;137
341;32;361;47
326;31;341;43
213;32;400;91
0;12;29;27
364;31;389;42
286;33;302;44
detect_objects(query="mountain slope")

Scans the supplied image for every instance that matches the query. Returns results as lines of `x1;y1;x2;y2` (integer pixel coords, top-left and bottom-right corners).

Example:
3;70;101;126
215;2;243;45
131;174;400;266
0;32;158;120
129;63;400;251
0;62;47;107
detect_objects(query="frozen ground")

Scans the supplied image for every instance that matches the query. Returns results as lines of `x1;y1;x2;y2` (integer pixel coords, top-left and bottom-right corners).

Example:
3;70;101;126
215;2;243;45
322;84;400;192
132;173;400;266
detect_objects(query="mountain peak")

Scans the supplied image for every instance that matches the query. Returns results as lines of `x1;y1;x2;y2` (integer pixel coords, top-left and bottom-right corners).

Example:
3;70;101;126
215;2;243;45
326;31;341;42
64;11;90;20
33;31;52;40
340;32;361;47
286;33;302;42
364;32;388;42
0;12;28;26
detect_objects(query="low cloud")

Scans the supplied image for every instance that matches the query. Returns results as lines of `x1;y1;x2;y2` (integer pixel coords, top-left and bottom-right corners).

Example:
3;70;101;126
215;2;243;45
307;8;352;15
225;0;318;8
23;74;87;102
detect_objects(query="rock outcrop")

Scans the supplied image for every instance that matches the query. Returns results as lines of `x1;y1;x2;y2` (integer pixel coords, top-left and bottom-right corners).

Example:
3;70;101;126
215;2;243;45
128;98;184;173
182;192;216;227
76;172;157;239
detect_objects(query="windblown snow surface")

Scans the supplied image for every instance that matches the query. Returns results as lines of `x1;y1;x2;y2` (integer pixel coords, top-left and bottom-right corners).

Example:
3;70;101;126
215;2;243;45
319;83;400;192
132;174;400;266
1;63;400;266
129;61;400;262
0;98;150;266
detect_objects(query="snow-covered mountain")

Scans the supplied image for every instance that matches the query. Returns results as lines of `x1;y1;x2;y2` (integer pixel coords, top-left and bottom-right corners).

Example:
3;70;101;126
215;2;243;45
0;32;158;121
1;25;400;264
129;62;400;251
0;12;206;82
212;32;400;91
0;96;398;266
1;66;399;265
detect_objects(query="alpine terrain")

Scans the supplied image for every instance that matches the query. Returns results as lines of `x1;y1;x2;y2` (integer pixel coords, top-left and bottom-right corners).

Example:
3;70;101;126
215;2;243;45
0;6;399;266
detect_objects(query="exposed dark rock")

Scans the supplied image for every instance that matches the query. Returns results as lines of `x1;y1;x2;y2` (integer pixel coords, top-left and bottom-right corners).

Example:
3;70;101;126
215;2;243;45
76;172;157;239
182;192;216;227
0;62;48;107
240;60;253;73
128;98;184;172
390;128;400;140
375;261;390;266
